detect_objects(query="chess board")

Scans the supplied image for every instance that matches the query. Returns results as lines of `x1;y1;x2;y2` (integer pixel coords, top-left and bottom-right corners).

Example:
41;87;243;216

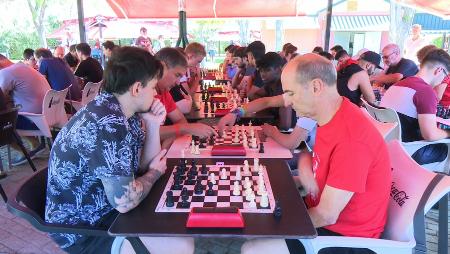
155;162;276;213
191;126;264;150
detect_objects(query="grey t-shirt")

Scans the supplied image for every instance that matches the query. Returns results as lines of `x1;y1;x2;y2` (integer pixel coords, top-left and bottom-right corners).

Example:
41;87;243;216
0;63;50;113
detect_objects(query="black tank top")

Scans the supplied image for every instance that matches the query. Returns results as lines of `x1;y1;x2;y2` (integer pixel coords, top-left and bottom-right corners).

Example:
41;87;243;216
337;63;364;106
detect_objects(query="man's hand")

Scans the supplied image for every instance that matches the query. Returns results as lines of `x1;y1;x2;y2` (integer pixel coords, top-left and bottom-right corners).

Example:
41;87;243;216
217;113;237;133
140;99;167;126
296;152;319;199
148;149;167;175
261;123;277;138
184;123;217;138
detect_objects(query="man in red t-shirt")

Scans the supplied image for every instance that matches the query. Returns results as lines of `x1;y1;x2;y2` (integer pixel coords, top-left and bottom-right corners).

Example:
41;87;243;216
241;53;391;254
154;48;216;148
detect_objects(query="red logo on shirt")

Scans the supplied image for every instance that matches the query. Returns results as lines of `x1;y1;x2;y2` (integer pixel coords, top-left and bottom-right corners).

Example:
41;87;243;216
312;151;319;178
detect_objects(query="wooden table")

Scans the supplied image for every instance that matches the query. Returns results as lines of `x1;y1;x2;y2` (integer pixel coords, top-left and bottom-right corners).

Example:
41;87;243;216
109;158;316;239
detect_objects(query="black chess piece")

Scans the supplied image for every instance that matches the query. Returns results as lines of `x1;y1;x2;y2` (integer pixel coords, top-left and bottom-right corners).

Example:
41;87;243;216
259;143;265;153
209;136;215;146
273;200;282;218
180;193;189;208
201;164;208;175
172;178;182;190
206;181;214;196
166;191;174;207
194;180;203;195
191;160;197;170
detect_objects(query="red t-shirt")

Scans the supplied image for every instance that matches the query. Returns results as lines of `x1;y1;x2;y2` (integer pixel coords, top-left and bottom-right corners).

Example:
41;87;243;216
439;74;450;107
155;90;177;114
305;98;391;238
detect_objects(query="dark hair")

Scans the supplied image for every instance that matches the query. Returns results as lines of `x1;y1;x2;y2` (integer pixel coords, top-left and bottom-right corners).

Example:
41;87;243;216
318;51;333;60
140;27;147;33
334;49;349;61
417;45;437;64
75;43;91;56
103;46;163;95
69;44;77;53
233;47;247;59
23;48;34;60
284;44;297;55
225;44;235;52
256;52;284;70
246;41;266;61
155;47;188;69
312;46;323;53
34;48;53;59
282;43;293;52
421;49;450;73
330;45;344;52
102;40;115;50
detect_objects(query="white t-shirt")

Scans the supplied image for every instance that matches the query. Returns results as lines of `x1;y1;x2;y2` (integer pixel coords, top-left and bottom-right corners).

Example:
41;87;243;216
404;35;428;64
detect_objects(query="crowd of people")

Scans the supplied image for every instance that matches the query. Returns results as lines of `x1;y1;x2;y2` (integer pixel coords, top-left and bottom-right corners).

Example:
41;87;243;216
1;23;450;254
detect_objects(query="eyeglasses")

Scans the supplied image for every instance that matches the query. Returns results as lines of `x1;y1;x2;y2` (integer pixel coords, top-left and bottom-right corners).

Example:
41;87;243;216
382;51;396;60
442;67;448;77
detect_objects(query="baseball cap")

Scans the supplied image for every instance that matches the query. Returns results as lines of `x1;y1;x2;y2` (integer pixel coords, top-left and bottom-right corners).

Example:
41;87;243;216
360;51;383;69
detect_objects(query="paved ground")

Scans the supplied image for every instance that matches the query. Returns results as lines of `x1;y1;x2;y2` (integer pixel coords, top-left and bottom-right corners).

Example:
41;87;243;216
0;146;448;254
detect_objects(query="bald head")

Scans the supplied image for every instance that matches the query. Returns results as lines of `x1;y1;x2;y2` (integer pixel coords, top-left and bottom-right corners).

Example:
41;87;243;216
54;46;65;59
283;53;336;88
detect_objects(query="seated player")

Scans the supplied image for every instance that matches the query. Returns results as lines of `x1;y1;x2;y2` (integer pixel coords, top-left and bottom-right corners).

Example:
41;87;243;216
230;46;250;95
170;43;206;113
279;43;297;63
154;48;216;149
334;50;378;105
44;46;194;254
241;53;391;254
244;41;266;99
217;93;316;153
221;44;238;79
64;44;79;72
381;49;450;165
370;43;418;89
250;52;296;129
22;48;37;69
330;45;343;59
75;43;103;84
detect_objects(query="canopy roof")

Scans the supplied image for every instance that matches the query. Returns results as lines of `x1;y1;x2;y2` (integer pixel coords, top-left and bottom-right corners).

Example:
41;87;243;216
106;0;450;19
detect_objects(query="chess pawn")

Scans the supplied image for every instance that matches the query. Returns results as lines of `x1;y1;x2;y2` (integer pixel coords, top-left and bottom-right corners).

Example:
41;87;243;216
260;191;269;208
244;177;252;189
235;166;242;180
248;196;257;208
257;181;266;196
242;136;248;148
246;190;256;202
243;160;250;174
249;121;252;127
190;140;195;154
209;173;216;184
220;168;227;180
253;158;259;172
232;181;240;196
233;131;239;143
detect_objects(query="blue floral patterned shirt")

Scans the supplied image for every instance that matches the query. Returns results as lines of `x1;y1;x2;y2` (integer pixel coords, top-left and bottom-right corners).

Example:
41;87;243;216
45;92;144;248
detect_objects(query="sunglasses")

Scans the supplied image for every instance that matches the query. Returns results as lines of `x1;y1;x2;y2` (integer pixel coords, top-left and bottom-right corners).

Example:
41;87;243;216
382;51;396;60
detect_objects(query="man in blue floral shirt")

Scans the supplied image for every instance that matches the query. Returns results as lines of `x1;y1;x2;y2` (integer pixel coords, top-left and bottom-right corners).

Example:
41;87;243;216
45;46;194;254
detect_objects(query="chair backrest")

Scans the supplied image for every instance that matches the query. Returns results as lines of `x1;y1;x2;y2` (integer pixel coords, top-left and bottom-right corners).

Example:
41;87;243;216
42;88;68;128
7;168;108;236
81;81;101;106
362;100;402;141
382;140;438;242
0;107;19;147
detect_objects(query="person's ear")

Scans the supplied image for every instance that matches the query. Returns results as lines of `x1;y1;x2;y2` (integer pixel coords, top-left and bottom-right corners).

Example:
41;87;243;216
311;78;324;95
130;82;141;96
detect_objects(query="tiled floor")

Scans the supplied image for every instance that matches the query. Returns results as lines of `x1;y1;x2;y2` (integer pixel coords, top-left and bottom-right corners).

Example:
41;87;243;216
0;147;448;254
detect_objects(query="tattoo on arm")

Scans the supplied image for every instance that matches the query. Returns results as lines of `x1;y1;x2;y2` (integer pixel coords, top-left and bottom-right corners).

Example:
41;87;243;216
100;170;162;213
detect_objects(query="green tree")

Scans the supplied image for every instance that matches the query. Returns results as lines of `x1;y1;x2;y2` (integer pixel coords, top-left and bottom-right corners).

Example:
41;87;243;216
389;0;415;52
26;0;48;48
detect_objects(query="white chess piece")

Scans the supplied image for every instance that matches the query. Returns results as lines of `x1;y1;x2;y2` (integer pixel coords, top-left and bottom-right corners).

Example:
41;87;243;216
248;197;257;208
233;131;239;143
220;168;227;180
249;121;252;126
232;181;240;196
210;173;216;184
242;135;248;147
190;140;195;154
244;177;252;189
253;158;259;172
260;191;269;208
194;145;200;155
235;166;242;180
246;190;256;202
181;149;185;158
243;160;250;174
251;137;257;149
257;181;266;196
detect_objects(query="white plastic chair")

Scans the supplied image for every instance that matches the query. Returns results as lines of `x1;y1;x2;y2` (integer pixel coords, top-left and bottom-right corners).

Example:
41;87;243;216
363;100;450;173
296;140;446;254
68;81;102;111
16;88;69;138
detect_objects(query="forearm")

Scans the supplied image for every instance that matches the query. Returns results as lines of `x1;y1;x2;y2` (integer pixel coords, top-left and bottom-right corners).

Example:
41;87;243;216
231;70;244;88
308;206;335;228
140;123;161;169
422;128;450;141
102;170;162;213
375;73;402;85
160;121;189;140
175;99;192;114
242;95;284;114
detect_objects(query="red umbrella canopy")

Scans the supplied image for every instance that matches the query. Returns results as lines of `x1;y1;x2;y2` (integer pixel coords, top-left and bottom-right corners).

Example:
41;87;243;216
396;0;450;18
106;0;305;18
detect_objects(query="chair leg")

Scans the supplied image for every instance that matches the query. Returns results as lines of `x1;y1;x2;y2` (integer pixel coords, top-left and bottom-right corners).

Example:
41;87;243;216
438;194;448;254
0;184;7;202
7;145;11;171
13;132;37;172
111;237;125;254
126;237;151;254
